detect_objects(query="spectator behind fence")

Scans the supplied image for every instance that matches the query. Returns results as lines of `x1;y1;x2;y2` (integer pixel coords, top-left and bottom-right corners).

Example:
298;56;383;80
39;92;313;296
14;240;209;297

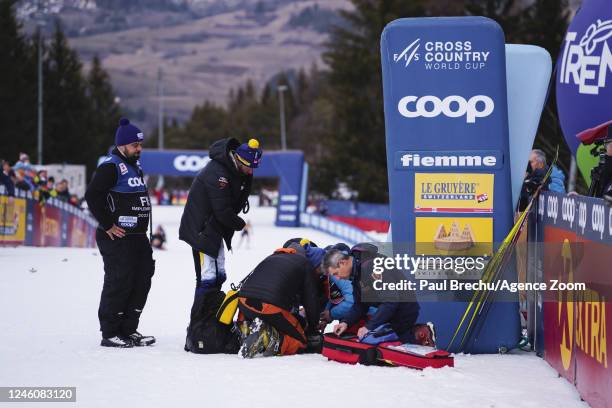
594;131;612;199
13;153;33;173
518;149;565;211
1;159;15;196
14;168;34;192
55;179;71;202
69;194;81;208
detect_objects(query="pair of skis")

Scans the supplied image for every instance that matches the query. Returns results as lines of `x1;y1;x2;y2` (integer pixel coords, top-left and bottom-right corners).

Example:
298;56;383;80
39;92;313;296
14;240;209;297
446;148;558;352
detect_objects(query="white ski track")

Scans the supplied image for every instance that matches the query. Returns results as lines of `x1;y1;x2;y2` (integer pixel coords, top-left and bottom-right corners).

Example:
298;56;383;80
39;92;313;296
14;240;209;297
0;206;586;408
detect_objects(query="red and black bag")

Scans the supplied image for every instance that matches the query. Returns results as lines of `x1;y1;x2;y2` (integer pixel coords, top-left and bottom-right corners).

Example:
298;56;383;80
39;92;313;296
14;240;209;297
377;344;454;369
322;334;453;370
321;334;382;365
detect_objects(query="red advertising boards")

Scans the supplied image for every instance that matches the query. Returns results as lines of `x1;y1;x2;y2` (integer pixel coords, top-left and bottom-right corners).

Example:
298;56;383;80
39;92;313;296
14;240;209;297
539;192;612;408
574;237;612;408
543;225;577;385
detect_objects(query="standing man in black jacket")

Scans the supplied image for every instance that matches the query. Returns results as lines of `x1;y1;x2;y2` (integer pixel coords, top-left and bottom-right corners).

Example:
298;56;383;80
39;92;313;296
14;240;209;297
85;118;156;348
179;138;261;342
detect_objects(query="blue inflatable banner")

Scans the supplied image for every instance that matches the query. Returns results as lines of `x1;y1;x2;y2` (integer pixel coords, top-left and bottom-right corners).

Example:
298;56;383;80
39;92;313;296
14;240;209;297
381;17;519;353
557;0;612;155
505;44;552;207
138;149;305;227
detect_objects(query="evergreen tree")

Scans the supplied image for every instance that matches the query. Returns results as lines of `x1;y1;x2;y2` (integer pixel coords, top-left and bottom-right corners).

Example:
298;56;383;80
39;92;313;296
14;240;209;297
321;0;425;202
521;0;573;186
43;22;95;169
87;55;121;158
166;101;229;150
0;0;37;163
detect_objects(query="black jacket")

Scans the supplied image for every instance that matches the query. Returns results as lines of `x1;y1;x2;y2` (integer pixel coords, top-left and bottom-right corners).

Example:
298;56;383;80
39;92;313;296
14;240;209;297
85;147;150;241
179;138;252;256
0;172;14;196
239;251;321;333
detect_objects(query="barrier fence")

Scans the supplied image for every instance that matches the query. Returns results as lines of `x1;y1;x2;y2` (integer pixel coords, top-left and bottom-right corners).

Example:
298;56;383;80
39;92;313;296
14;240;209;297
529;192;612;408
300;212;377;246
0;188;97;248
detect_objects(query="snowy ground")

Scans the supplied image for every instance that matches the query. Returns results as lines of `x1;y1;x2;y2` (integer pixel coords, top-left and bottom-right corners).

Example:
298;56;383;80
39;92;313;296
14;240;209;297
0;206;586;408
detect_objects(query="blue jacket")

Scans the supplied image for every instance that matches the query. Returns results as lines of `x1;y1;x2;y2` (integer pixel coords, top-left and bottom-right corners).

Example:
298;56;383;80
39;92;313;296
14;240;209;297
340;255;420;341
326;275;354;320
549;165;566;193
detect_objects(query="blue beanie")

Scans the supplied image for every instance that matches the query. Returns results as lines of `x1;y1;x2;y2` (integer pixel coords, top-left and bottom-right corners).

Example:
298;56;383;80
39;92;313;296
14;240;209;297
235;139;262;168
304;244;325;269
115;118;144;146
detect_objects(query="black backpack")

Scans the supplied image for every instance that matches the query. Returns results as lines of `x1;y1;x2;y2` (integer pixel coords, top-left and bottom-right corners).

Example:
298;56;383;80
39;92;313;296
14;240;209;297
185;289;240;354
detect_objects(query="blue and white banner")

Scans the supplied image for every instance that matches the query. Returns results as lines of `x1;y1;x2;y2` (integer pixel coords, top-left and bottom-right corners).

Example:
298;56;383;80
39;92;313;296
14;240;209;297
137;149;305;227
381;17;518;353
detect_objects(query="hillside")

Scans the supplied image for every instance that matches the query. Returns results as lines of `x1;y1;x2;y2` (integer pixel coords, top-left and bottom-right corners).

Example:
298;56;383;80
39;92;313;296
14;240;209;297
17;0;352;130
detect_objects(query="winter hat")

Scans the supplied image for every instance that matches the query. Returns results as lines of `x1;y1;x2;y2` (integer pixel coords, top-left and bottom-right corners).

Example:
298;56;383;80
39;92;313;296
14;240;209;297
304;243;325;269
115;118;144;146
235;139;262;168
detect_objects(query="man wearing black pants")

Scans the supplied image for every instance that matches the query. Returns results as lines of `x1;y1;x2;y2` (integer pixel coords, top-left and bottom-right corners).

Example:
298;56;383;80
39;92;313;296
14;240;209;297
85;118;155;348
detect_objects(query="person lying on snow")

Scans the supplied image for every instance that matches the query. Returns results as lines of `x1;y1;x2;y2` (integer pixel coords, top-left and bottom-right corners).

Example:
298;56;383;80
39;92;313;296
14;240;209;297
236;243;326;358
322;244;435;346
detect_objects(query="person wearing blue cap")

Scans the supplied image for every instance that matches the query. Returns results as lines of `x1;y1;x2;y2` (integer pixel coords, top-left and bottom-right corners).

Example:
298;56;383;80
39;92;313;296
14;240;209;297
180;137;262;353
85;118;156;348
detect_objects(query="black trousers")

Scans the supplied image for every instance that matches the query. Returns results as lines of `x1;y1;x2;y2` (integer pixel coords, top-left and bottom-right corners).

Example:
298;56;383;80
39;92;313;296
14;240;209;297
97;236;155;338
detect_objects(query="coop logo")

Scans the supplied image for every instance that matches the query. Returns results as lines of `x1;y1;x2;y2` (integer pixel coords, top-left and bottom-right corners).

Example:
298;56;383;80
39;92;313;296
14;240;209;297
127;177;145;187
559;19;612;95
173;155;210;172
394;39;490;71
397;95;494;123
399;152;499;169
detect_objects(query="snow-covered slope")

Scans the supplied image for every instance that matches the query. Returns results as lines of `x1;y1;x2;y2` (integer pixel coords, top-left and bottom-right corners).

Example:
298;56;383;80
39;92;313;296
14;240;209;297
0;206;586;407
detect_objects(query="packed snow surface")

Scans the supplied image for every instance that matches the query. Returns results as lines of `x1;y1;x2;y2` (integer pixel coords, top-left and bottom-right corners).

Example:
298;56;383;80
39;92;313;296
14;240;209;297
0;206;586;407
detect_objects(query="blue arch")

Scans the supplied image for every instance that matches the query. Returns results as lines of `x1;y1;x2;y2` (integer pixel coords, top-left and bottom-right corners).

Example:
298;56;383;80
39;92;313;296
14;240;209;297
139;149;304;227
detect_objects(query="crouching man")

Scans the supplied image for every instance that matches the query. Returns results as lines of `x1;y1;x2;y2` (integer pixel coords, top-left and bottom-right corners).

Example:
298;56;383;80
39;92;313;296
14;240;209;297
323;245;435;346
237;244;325;358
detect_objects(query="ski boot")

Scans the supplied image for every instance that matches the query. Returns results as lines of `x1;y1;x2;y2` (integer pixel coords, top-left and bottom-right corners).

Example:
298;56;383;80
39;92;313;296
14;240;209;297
101;336;134;348
240;318;273;358
125;331;156;346
413;322;436;347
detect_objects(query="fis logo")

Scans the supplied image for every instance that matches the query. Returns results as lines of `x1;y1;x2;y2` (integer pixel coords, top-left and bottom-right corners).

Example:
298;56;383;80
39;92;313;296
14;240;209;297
393;39;421;67
559;19;612;95
397;95;494;123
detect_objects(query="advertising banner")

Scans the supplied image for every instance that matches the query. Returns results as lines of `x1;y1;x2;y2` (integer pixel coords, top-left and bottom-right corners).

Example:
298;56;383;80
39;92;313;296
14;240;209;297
36;204;63;247
537;192;612;408
0;196;27;245
556;0;612;183
381;17;518;352
414;173;494;213
3;192;96;249
138;149;304;227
